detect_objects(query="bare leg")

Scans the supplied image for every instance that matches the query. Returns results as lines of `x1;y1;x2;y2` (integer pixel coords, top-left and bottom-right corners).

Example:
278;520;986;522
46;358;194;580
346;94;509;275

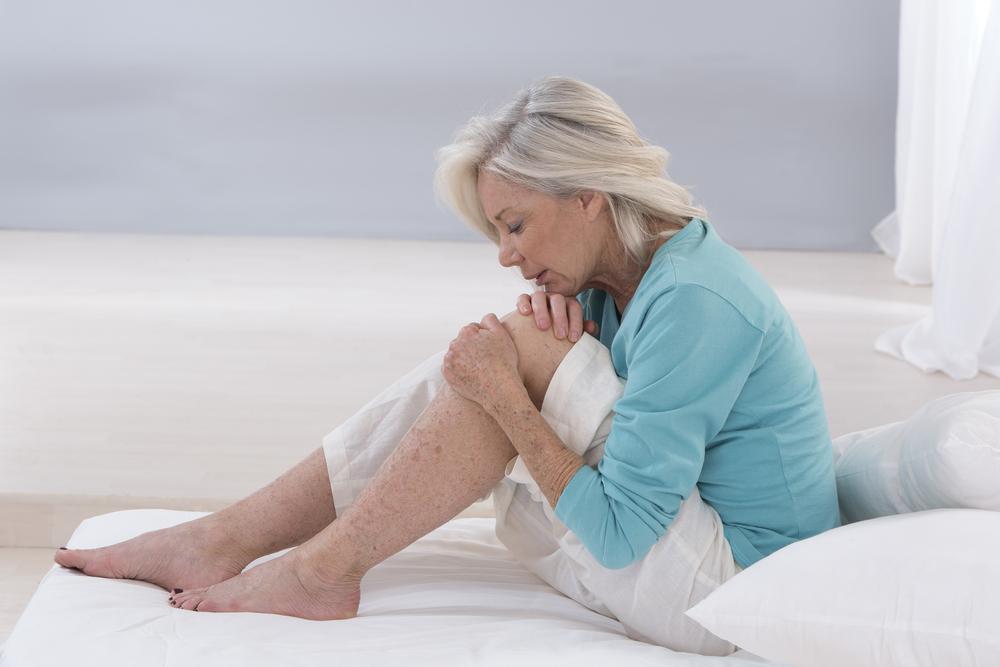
329;382;519;570
173;312;570;617
209;446;337;555
54;447;337;591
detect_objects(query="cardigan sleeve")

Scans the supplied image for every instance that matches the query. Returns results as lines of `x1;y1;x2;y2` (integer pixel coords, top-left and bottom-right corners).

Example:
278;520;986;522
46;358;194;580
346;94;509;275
575;289;592;321
554;284;764;568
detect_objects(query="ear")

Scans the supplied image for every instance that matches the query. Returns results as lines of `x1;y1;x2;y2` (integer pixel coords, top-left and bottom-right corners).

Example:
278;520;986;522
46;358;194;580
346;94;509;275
577;190;606;222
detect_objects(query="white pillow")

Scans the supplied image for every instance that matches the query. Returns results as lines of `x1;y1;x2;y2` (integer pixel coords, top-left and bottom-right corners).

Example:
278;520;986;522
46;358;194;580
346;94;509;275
832;390;1000;523
685;509;1000;667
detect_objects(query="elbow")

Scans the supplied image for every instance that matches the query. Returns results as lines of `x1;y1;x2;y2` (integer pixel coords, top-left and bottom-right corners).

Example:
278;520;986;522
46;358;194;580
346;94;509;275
593;528;663;569
584;506;672;569
596;545;643;570
599;555;636;570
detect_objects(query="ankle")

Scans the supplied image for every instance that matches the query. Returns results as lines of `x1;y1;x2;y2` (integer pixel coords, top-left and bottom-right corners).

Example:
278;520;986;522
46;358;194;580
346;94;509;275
192;514;261;567
294;544;367;590
295;526;372;583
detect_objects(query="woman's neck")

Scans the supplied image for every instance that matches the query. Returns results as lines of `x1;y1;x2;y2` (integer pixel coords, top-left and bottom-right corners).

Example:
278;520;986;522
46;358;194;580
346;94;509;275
584;218;683;317
606;236;670;317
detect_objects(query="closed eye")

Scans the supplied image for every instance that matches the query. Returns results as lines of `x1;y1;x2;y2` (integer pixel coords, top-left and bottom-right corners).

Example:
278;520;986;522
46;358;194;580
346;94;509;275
507;221;524;234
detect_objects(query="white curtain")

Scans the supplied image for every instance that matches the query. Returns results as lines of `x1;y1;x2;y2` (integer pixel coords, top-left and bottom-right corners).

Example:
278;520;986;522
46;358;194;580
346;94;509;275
872;0;1000;380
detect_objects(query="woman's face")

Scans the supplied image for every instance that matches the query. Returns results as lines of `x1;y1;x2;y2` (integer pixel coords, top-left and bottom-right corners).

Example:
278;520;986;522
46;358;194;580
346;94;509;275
476;170;606;296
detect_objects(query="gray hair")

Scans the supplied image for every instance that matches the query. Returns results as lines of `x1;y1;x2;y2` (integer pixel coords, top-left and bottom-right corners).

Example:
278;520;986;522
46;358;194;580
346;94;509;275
433;75;708;267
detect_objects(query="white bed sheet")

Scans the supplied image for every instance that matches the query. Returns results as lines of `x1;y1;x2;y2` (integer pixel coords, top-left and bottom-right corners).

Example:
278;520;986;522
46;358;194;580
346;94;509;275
0;510;781;667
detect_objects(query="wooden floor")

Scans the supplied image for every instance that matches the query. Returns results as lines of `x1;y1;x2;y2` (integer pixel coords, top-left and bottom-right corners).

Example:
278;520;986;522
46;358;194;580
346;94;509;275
2;229;998;645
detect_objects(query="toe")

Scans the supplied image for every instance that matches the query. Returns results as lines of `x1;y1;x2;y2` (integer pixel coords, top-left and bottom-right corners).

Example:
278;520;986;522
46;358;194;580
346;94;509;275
195;598;227;611
54;548;82;569
179;594;202;611
195;595;233;613
179;585;212;610
55;548;116;578
173;589;199;607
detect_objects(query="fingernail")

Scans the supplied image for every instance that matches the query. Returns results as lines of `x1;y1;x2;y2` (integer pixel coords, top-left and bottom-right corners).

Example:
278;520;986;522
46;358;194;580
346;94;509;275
570;331;579;341
556;327;565;338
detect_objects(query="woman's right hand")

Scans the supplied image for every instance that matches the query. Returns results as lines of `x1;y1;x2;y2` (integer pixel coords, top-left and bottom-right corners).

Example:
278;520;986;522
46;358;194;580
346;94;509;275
516;291;599;343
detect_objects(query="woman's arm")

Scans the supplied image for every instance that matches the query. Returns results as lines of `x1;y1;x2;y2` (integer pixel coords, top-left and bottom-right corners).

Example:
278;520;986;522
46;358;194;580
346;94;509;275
552;285;764;569
441;314;586;509
482;377;586;509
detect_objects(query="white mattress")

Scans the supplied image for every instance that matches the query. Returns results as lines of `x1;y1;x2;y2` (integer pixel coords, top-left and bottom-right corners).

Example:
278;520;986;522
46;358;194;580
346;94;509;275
0;510;780;667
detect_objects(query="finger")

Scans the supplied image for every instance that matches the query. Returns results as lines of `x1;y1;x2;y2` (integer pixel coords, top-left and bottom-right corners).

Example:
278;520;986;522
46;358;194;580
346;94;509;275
548;293;568;339
531;291;550;330
567;298;584;342
517;293;532;315
480;313;501;329
584;319;599;336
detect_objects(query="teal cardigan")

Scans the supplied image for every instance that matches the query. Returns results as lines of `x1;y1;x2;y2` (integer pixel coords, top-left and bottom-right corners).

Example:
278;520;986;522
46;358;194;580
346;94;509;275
555;218;840;569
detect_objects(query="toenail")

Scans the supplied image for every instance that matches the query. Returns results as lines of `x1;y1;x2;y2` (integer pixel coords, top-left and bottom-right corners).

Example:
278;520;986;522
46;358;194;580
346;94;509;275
59;547;67;550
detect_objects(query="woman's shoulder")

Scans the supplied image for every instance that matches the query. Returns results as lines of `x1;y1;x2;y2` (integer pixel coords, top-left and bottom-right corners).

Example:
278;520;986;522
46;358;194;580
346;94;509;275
642;228;785;335
638;283;767;341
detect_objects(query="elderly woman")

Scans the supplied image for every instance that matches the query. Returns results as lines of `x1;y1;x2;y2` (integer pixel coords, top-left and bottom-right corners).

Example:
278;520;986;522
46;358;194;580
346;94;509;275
53;76;839;656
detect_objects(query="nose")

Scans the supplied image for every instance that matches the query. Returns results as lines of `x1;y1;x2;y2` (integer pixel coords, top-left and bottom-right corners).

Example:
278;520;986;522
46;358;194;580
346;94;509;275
497;235;521;268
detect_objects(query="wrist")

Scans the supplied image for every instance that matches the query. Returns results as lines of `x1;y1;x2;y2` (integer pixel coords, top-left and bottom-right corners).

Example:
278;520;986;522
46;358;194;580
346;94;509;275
485;375;531;421
555;459;584;502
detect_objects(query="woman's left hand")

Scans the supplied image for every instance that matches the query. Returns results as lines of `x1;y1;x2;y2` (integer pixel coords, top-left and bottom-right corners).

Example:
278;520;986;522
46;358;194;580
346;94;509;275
442;313;521;410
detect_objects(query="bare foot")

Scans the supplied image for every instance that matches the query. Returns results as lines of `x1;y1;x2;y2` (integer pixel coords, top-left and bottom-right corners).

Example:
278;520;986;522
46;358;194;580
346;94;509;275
53;517;256;592
169;547;362;620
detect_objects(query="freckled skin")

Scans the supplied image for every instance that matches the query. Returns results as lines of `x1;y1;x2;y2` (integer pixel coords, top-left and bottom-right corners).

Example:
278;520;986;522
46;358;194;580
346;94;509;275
173;311;579;618
55;309;574;618
59;170;674;620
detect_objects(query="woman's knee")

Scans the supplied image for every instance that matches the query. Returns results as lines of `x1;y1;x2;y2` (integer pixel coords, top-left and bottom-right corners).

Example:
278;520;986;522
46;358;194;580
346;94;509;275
499;310;575;409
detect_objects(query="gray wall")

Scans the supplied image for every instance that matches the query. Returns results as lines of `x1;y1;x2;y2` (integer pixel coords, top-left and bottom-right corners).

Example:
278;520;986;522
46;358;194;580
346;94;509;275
0;1;898;250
